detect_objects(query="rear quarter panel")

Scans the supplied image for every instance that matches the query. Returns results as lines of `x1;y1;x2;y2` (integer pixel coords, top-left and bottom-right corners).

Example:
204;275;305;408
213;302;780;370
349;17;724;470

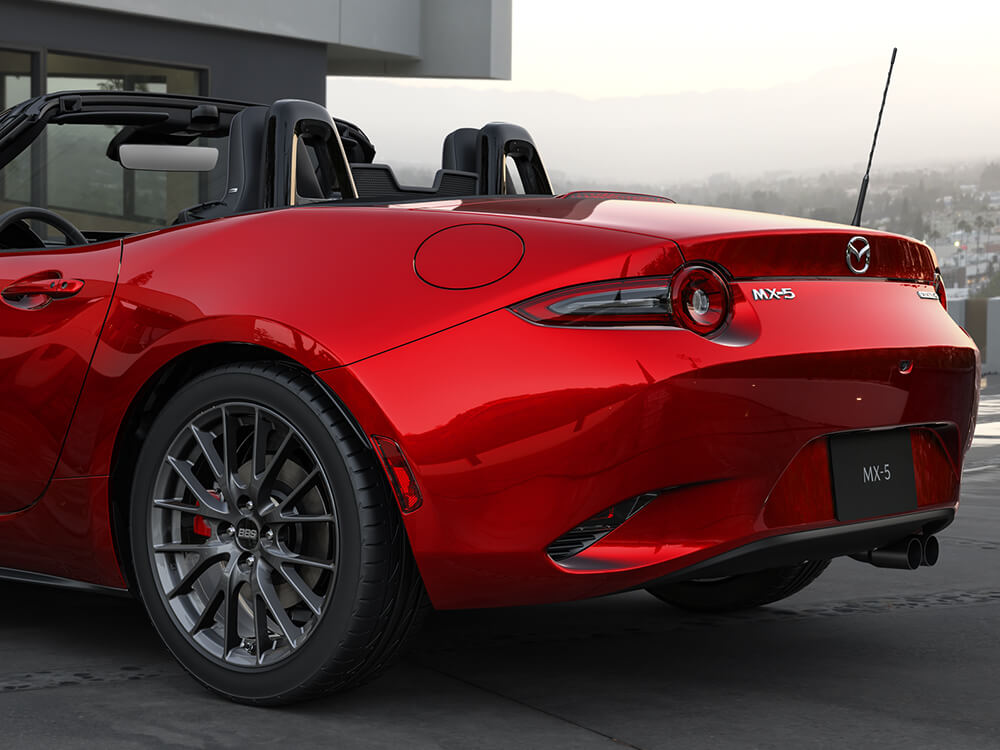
57;205;682;479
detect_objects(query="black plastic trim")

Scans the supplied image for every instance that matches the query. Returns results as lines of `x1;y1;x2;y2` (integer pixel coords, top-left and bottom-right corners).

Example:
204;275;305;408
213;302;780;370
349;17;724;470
309;372;371;447
638;508;955;582
0;567;130;597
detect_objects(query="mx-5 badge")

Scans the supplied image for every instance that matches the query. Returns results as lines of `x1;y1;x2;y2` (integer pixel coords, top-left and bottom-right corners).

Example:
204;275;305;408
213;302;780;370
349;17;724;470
751;287;796;300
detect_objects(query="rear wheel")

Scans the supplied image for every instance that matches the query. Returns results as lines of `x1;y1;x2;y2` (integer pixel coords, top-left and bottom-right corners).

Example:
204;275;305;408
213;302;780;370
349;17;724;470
129;362;426;704
645;560;830;613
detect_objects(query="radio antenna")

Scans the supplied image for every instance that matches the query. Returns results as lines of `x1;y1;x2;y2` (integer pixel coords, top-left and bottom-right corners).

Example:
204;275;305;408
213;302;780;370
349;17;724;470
851;47;897;227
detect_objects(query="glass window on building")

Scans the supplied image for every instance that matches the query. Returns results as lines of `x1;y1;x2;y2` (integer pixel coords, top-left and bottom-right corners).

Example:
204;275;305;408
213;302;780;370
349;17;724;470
1;49;31;109
1;50;212;235
1;50;33;209
46;52;200;96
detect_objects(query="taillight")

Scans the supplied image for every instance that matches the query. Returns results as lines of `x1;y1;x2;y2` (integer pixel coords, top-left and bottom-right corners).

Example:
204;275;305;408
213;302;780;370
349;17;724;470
512;276;673;327
372;436;423;513
670;265;731;334
511;266;732;335
934;273;947;310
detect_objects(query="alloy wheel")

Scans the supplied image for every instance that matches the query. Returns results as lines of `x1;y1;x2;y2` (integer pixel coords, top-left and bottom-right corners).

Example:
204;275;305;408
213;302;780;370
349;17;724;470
148;402;339;667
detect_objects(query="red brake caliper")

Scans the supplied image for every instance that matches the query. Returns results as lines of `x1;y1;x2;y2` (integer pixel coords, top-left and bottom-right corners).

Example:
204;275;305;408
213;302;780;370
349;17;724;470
192;492;218;537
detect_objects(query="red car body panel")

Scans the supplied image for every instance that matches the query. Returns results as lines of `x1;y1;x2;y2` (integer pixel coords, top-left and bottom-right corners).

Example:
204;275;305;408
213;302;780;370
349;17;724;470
0;196;979;606
317;281;974;608
0;240;120;513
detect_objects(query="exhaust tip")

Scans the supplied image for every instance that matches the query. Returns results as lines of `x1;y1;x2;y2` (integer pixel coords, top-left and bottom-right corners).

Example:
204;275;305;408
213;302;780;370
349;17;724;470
921;535;940;567
903;536;923;570
853;535;924;570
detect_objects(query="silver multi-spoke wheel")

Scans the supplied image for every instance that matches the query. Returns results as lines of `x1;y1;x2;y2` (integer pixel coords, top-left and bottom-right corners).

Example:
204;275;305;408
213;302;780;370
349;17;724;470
150;402;338;666
131;363;427;704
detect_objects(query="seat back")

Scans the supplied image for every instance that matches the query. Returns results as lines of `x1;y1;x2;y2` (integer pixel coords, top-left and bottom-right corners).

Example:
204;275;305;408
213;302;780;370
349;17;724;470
440;123;553;196
173;105;267;223
227;106;268;214
441;127;480;175
264;99;357;207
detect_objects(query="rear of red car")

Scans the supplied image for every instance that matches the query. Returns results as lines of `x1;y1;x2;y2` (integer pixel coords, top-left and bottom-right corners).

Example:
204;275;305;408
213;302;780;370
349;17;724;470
321;198;979;609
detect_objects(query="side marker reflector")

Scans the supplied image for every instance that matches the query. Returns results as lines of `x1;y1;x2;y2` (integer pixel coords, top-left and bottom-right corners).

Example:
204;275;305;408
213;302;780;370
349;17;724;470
372;436;423;513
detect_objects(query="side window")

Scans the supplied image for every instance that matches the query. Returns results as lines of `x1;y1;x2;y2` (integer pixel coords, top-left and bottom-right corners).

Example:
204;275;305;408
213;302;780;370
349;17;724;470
1;50;211;237
1;123;226;236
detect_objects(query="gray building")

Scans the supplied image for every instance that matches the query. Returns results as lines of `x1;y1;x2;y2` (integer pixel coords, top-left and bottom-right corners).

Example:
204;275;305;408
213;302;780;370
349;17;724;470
0;0;512;105
0;1;510;237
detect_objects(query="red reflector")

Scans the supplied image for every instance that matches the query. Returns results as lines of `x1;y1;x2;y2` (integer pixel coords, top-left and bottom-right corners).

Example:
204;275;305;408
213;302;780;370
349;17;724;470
192;516;212;538
372;436;423;513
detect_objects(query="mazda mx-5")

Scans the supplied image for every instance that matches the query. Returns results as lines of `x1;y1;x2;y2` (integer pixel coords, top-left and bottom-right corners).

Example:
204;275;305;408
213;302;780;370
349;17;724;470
0;91;978;704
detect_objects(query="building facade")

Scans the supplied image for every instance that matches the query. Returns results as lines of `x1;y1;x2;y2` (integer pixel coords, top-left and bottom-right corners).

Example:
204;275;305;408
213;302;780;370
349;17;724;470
0;0;510;238
1;0;512;107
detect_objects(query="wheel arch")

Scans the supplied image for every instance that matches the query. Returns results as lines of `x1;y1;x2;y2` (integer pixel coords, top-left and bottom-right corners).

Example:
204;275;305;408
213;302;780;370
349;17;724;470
107;343;298;590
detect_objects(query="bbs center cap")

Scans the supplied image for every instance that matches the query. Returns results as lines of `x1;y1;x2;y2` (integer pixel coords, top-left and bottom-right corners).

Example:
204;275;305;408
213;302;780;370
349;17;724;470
235;518;261;551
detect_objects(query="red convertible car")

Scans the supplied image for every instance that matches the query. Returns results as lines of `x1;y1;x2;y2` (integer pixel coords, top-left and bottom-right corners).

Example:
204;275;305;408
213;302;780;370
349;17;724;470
0;91;979;704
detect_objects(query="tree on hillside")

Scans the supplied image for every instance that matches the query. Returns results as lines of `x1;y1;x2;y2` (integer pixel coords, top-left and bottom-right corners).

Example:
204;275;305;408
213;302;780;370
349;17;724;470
981;162;1000;190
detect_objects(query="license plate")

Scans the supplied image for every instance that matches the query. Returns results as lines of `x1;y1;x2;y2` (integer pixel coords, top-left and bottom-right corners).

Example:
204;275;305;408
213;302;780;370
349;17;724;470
828;430;918;522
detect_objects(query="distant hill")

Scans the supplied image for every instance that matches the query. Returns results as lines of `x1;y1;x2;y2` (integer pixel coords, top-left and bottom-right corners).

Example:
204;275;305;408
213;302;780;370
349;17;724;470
327;57;1000;188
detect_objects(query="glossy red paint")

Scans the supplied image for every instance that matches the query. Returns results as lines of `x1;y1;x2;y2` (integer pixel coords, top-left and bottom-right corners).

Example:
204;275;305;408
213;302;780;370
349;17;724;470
442;198;936;282
414;224;524;289
0;240;120;512
0;476;125;588
54;206;680;482
0;196;979;605
318;277;975;608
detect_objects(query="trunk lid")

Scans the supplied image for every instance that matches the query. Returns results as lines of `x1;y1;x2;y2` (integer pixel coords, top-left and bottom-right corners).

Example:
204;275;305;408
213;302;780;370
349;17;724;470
442;196;938;282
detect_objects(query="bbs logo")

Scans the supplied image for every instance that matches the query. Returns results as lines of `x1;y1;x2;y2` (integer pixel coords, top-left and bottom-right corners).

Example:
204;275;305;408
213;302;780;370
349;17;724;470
751;287;796;301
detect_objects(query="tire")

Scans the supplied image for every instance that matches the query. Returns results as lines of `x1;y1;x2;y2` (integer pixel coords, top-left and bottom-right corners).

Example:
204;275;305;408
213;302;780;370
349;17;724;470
644;560;831;613
129;362;427;704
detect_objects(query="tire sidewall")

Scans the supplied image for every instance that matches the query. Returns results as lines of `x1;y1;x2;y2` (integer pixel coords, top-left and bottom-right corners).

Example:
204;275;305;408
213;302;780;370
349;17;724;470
130;366;373;702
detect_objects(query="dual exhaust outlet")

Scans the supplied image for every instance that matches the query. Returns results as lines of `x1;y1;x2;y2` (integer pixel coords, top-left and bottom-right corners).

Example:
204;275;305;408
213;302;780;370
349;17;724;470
850;534;939;570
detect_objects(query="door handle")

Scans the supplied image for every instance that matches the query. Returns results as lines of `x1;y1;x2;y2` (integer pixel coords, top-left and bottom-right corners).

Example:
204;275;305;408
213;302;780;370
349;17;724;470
2;276;85;300
1;274;85;310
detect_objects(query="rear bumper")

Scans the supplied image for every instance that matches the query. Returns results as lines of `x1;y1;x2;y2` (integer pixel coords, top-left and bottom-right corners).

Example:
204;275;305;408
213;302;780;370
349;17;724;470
645;507;954;584
319;282;977;609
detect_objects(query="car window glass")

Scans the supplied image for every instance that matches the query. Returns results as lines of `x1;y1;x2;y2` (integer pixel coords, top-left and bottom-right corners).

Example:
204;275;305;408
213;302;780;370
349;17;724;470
0;122;226;238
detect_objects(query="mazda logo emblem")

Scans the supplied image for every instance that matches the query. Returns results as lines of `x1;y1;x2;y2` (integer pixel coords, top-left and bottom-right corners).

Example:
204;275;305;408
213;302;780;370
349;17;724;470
846;236;871;274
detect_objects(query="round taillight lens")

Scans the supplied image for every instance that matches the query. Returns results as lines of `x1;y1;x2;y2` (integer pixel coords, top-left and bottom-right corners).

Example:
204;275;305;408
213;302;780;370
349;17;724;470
670;265;731;335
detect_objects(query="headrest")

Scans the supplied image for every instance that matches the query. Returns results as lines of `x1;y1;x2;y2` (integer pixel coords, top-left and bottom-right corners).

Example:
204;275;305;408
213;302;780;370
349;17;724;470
442;128;480;173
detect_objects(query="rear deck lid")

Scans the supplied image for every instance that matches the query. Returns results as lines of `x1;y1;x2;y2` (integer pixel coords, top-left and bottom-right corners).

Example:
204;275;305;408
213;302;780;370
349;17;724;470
440;196;937;282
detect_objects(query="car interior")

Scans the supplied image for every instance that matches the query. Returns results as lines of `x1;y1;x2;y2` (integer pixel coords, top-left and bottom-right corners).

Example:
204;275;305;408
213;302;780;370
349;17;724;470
0;93;554;251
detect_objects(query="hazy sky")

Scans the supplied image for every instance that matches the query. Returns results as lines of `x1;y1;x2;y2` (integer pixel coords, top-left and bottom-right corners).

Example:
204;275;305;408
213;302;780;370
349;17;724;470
402;0;1000;98
327;0;1000;184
